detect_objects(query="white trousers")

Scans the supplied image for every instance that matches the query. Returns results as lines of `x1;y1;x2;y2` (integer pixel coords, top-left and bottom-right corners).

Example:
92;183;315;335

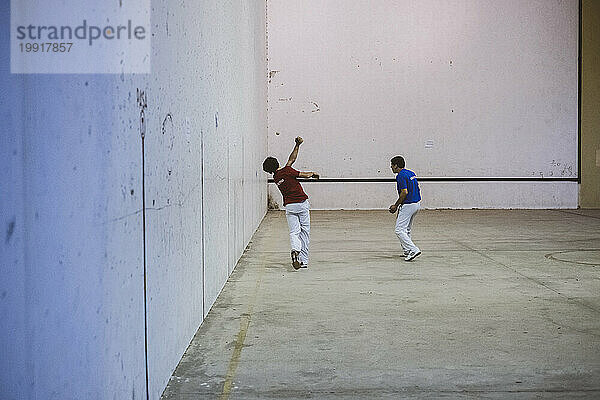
285;200;310;265
395;201;420;253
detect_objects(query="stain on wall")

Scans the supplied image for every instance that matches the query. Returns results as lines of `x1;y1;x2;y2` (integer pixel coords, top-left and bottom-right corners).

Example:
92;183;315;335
137;89;147;140
5;219;15;244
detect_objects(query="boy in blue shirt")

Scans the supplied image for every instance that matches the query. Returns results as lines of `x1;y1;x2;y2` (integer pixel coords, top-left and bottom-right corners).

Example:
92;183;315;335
389;156;421;261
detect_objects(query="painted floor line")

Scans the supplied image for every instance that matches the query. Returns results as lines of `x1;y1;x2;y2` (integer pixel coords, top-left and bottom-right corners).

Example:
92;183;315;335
220;252;265;400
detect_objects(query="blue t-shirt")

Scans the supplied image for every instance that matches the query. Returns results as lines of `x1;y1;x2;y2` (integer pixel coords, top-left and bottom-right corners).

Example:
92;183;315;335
396;169;421;204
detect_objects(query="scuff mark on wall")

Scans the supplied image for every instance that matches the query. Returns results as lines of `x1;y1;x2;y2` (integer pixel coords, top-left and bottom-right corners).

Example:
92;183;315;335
548;160;575;177
310;101;320;113
5;218;15;244
561;165;574;176
161;113;174;150
161;113;173;135
137;89;147;139
268;70;279;82
165;9;169;36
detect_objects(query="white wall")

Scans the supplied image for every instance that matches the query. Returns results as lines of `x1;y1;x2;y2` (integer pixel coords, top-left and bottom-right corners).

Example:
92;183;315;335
267;0;579;209
0;1;267;399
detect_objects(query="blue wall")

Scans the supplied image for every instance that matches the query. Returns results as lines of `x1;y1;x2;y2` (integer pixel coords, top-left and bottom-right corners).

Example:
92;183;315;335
0;1;267;399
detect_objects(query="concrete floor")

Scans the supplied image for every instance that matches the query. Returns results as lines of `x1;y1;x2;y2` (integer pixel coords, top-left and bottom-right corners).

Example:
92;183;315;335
162;209;600;399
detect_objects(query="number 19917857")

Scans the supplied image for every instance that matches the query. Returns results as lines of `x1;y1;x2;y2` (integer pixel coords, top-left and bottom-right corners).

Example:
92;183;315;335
19;42;73;52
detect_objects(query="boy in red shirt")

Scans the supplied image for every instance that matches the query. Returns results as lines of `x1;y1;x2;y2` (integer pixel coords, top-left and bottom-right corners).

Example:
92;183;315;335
263;137;319;269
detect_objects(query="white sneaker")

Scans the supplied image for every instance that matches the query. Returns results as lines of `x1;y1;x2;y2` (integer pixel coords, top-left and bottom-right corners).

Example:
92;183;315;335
402;250;410;257
405;250;421;261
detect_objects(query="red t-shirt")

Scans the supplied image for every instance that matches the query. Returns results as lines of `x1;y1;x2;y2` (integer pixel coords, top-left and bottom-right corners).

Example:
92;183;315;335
273;166;308;206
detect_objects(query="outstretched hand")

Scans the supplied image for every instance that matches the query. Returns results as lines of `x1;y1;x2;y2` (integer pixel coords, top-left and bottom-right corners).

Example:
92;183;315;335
295;136;303;145
312;173;320;179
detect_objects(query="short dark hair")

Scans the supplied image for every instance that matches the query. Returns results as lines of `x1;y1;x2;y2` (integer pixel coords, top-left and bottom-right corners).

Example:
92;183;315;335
262;157;279;174
391;156;405;169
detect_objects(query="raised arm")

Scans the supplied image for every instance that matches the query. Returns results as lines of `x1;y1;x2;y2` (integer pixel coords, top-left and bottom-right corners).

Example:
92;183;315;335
285;136;303;166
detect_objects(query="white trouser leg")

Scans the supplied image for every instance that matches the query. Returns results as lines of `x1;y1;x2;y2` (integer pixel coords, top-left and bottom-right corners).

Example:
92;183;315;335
395;202;420;253
285;211;301;253
407;210;414;238
297;201;310;265
286;200;310;258
399;216;414;253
